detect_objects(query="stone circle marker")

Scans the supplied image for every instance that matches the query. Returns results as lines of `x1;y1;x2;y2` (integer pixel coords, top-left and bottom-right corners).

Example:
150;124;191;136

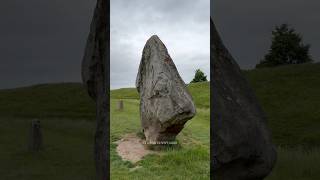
211;19;277;179
136;35;196;146
117;100;124;111
28;119;43;151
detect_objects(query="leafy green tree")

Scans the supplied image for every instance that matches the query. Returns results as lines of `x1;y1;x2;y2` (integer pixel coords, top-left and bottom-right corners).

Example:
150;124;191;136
256;24;312;68
191;69;207;83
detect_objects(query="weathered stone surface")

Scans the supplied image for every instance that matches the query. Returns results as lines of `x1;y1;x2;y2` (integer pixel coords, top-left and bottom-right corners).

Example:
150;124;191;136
81;0;109;179
81;0;107;101
211;19;277;179
136;35;196;144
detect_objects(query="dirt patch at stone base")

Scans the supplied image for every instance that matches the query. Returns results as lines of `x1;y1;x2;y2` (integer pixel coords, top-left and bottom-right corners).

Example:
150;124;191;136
116;134;155;164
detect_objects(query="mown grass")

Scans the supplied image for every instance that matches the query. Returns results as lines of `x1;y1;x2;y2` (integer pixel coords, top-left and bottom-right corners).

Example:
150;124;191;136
0;83;95;119
111;81;210;109
266;147;320;180
0;63;320;179
0;82;210;180
110;86;210;179
244;63;320;179
0;117;96;180
244;63;320;147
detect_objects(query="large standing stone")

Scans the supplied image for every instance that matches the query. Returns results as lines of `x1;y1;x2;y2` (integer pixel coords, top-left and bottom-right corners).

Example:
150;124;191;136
136;35;196;145
81;0;109;179
211;19;277;179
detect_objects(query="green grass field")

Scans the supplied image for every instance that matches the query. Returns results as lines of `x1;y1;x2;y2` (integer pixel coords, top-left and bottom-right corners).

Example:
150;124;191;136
244;63;320;148
0;63;319;179
110;82;210;179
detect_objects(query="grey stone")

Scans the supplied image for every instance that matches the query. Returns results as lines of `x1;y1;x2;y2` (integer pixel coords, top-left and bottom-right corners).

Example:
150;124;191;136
211;19;277;179
81;0;109;179
28;119;43;151
136;35;196;145
117;100;124;111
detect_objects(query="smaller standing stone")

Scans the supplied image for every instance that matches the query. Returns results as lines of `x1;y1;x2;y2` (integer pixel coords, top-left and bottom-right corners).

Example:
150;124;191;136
28;119;43;151
117;100;124;111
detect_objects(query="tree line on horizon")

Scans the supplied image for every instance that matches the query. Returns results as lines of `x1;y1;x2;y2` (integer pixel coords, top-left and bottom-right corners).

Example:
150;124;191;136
191;23;312;83
256;24;313;68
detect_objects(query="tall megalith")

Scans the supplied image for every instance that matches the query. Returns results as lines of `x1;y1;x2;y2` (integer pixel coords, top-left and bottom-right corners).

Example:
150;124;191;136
81;0;109;179
211;19;277;179
136;35;196;145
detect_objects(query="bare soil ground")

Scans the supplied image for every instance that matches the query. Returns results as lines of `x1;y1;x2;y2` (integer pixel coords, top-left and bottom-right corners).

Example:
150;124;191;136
116;134;155;163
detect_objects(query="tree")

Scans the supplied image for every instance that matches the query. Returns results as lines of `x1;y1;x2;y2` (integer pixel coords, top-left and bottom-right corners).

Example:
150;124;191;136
191;69;207;83
256;24;312;68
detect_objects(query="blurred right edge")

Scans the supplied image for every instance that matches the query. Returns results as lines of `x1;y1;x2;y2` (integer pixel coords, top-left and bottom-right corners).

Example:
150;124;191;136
210;12;277;180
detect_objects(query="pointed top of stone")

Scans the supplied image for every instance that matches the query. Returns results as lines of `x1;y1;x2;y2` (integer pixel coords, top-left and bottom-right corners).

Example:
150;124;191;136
144;35;166;51
149;34;160;40
136;35;171;74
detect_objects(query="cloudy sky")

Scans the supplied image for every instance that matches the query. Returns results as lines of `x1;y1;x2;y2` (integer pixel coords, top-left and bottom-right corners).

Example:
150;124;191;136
110;0;210;89
0;0;96;89
1;0;319;89
214;0;320;69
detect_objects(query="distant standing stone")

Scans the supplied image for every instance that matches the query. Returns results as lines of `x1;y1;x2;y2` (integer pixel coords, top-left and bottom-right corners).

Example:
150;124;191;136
117;100;124;111
28;119;43;151
136;35;196;146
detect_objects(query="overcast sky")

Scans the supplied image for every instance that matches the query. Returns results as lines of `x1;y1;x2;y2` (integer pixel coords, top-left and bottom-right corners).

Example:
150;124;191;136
1;0;319;89
110;0;210;89
0;0;96;89
214;0;320;69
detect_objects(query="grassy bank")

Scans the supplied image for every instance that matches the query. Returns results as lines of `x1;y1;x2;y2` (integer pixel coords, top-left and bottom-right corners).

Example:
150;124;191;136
244;63;320;147
0;117;96;180
110;82;210;179
266;147;320;180
110;98;210;179
0;63;319;179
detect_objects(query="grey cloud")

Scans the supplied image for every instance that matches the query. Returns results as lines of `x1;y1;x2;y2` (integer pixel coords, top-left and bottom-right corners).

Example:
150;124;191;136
0;0;210;90
1;0;317;89
0;0;96;89
111;0;210;89
214;0;320;69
